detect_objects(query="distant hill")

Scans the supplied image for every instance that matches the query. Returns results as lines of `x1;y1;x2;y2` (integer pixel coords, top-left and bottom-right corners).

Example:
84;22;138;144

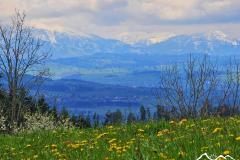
36;78;155;116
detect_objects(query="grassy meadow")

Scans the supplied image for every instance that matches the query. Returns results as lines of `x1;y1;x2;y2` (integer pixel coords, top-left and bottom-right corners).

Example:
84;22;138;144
0;117;240;160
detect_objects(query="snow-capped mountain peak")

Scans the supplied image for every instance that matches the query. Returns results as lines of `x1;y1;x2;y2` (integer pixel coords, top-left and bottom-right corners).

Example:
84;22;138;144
145;30;240;56
33;29;96;45
205;30;239;46
189;30;237;45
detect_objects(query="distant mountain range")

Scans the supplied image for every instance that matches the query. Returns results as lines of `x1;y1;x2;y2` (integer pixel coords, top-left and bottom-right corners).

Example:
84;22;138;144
33;29;240;87
35;29;240;58
30;29;240;114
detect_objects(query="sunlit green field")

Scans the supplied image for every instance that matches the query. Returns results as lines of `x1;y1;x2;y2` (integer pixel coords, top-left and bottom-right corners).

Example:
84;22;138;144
0;117;240;160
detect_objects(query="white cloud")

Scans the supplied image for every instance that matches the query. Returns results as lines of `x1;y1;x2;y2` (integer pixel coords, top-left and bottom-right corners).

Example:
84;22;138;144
0;0;240;39
128;0;197;20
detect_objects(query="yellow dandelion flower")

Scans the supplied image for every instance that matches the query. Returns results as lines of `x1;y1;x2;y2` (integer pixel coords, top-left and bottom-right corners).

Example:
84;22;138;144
160;153;168;159
178;151;186;157
117;146;122;150
26;144;32;148
73;144;81;149
157;132;163;137
51;149;58;153
235;136;240;141
138;129;144;132
169;120;175;124
51;144;57;149
223;150;230;155
212;127;222;133
179;118;187;125
157;129;169;137
107;126;113;129
96;133;108;139
108;138;117;143
33;155;38;159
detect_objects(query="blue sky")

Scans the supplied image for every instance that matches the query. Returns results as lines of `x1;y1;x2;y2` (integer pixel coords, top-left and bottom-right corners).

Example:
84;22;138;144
0;0;240;41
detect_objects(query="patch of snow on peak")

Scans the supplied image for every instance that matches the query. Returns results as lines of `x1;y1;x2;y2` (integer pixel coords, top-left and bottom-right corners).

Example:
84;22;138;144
232;41;239;46
33;28;95;44
46;31;57;44
208;31;240;46
117;32;175;45
148;34;176;44
33;29;57;44
205;30;228;42
190;31;238;46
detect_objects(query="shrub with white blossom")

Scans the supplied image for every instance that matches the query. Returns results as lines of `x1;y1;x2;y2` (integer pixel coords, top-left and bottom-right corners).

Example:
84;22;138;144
0;109;6;132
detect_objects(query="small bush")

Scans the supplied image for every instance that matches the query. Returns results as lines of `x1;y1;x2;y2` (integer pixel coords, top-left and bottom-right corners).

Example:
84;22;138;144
0;115;6;132
16;112;73;133
20;113;57;133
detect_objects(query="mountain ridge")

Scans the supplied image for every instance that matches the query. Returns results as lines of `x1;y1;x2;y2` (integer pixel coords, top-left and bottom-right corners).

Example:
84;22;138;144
31;28;240;87
33;28;240;58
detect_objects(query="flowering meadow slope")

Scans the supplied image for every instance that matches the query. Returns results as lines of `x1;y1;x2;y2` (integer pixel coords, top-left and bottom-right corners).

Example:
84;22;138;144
0;117;240;160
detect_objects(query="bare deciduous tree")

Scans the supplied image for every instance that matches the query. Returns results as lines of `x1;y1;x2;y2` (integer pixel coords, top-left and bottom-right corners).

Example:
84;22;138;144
155;54;218;118
219;57;240;115
0;11;50;125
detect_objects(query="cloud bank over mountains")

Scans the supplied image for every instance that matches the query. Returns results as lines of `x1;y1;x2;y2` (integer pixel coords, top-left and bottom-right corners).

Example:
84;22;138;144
0;0;240;40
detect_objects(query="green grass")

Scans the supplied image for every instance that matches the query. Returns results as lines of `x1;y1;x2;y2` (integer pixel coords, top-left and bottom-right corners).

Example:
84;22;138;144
1;117;240;160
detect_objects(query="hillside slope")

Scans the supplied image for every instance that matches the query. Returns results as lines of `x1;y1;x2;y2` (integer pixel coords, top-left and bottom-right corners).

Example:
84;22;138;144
1;117;240;159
